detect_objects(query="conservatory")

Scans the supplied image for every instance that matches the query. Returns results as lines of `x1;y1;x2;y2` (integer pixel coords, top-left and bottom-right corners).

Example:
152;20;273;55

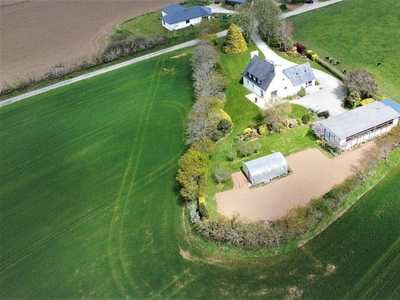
242;152;288;186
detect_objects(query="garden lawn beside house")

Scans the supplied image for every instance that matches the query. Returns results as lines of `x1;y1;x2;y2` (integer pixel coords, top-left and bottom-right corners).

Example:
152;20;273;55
290;0;400;101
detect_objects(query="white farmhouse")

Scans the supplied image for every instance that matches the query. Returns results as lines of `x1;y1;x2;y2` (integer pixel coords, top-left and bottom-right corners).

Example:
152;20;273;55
242;55;316;102
161;4;211;31
319;99;400;150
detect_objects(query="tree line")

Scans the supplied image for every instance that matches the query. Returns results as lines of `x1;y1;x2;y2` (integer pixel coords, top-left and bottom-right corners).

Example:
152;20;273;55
176;37;233;219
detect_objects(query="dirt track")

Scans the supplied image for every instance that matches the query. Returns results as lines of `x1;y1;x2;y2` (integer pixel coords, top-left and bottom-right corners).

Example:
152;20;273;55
0;0;180;87
216;143;374;222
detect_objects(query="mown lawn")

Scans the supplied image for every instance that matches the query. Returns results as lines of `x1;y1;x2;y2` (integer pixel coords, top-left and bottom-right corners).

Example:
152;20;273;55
1;18;399;299
290;0;400;101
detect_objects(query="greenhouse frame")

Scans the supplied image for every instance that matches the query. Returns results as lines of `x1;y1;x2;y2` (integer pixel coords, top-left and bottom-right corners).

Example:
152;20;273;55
242;152;288;186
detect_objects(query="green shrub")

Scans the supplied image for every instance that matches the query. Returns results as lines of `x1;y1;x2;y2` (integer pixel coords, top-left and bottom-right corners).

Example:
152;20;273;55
239;143;252;157
317;110;330;119
204;33;218;45
211;130;224;141
258;124;269;136
286;50;300;58
198;196;209;218
279;3;287;11
301;114;310;124
297;88;306;97
360;98;375;106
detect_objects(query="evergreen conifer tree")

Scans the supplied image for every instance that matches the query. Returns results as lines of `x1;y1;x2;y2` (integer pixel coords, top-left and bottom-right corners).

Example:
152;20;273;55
222;23;247;54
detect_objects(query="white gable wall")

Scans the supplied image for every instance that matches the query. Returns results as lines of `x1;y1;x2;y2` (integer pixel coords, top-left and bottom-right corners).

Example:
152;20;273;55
243;66;315;102
162;16;209;31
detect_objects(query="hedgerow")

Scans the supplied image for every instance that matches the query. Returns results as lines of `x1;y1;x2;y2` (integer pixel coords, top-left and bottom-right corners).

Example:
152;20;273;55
1;35;170;97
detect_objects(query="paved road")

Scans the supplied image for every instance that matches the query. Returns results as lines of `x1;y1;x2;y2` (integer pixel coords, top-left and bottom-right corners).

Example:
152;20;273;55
282;0;343;18
0;0;343;108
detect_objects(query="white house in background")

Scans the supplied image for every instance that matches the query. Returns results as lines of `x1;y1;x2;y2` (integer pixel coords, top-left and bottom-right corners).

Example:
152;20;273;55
319;99;400;150
242;54;316;102
161;4;211;31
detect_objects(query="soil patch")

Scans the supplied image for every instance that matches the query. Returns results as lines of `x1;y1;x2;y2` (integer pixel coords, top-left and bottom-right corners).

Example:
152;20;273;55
0;0;180;87
216;143;374;222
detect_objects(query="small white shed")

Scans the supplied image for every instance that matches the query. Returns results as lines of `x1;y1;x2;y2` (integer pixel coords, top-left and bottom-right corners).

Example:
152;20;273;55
242;152;288;185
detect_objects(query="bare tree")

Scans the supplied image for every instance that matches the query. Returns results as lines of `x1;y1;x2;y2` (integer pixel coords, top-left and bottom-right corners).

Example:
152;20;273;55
263;98;291;132
376;134;397;162
213;167;230;185
312;122;325;139
253;0;282;43
358;145;382;169
343;69;378;98
275;20;293;51
231;2;257;43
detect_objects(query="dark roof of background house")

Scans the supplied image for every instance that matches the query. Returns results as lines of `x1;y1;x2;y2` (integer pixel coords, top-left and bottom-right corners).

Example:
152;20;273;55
243;55;275;91
162;5;211;24
282;62;315;86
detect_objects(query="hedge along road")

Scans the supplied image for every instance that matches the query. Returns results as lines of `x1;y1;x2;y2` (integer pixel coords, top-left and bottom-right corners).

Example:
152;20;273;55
0;36;214;108
0;0;343;108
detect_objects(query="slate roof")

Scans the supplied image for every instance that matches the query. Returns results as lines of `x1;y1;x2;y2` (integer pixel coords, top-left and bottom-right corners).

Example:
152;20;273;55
320;101;400;140
161;3;184;15
161;5;211;24
282;62;315;86
243;55;275;91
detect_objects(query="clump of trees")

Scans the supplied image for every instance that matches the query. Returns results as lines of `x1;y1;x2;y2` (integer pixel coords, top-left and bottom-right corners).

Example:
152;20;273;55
191;39;227;100
177;38;232;220
186;39;232;144
176;149;210;202
231;0;293;49
222;23;248;54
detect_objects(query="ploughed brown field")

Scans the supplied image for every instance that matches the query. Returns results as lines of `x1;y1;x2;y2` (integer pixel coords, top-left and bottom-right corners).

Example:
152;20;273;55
0;0;180;88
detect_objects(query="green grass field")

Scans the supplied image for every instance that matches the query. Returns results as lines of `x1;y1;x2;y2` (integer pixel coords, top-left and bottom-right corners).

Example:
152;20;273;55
1;4;400;297
290;0;400;101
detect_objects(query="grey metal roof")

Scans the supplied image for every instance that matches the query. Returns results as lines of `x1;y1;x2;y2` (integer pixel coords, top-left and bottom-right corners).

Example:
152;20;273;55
243;55;275;91
162;5;211;24
282;62;315;86
320;101;400;140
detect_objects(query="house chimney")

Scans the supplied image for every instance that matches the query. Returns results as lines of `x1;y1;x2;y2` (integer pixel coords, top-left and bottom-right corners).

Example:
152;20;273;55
251;51;259;59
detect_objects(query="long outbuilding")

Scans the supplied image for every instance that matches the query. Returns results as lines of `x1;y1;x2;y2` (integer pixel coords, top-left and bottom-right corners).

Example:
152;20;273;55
319;99;400;150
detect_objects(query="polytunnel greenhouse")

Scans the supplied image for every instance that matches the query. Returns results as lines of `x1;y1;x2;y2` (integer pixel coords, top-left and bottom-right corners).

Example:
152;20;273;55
242;152;288;185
